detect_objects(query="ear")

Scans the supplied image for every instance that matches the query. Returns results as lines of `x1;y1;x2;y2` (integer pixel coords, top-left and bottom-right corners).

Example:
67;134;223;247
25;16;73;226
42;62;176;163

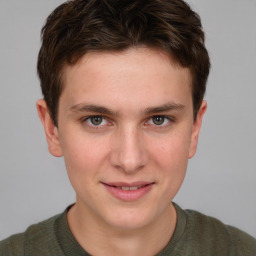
36;99;63;157
188;100;207;159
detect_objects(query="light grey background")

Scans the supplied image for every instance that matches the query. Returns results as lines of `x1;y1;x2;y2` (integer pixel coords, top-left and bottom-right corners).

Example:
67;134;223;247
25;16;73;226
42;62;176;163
0;0;255;240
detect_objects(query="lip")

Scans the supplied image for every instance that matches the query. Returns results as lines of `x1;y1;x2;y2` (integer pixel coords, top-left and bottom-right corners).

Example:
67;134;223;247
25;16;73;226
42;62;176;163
101;181;155;201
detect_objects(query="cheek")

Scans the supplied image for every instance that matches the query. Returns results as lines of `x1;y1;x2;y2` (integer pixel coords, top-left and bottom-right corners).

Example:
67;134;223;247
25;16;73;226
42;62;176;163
148;131;191;197
150;131;191;168
59;133;109;186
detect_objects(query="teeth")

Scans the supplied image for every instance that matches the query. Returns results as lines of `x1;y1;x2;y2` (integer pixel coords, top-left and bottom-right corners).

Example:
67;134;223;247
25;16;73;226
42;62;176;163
119;186;143;191
120;186;130;190
129;186;139;191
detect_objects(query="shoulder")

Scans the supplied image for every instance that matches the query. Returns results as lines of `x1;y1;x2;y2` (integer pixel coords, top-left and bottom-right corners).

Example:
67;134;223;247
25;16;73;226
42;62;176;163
0;233;25;256
0;213;61;256
183;208;256;255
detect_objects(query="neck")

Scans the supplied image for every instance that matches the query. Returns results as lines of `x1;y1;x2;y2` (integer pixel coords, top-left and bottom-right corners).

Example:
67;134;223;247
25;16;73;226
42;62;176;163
67;202;177;256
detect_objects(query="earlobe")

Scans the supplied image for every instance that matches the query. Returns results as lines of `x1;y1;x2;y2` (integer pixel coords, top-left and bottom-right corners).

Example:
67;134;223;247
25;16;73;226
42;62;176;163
188;100;207;159
36;99;63;157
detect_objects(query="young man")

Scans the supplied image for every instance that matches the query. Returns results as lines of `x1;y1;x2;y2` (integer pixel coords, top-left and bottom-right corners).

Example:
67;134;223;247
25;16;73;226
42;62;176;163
0;0;255;255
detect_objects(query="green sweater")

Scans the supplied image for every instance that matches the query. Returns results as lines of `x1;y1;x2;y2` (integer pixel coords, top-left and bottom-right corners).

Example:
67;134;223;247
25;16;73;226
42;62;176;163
1;203;255;256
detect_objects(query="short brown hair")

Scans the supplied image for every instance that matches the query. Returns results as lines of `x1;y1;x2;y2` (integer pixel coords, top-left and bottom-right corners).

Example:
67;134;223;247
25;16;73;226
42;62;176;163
37;0;210;125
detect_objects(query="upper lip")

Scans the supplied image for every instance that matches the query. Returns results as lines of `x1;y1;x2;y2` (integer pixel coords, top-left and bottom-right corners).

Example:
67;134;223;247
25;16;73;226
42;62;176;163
101;181;155;187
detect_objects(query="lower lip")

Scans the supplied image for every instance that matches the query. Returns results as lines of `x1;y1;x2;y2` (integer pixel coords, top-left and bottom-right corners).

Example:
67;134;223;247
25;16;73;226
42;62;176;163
102;183;154;201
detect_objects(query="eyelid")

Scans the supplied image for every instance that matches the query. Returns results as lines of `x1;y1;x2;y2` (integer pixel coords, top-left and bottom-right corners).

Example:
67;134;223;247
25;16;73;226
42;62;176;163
80;114;175;129
146;115;175;126
81;115;111;128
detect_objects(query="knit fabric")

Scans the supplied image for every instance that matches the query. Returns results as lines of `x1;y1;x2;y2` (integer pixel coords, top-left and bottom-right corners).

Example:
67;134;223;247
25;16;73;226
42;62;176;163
1;203;255;256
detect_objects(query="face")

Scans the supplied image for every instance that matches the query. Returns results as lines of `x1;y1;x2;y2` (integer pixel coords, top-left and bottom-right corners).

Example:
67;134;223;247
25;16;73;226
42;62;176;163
37;47;206;231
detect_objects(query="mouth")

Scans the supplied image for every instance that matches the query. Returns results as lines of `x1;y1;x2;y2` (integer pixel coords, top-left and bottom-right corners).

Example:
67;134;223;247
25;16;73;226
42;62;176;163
115;185;147;191
101;181;155;201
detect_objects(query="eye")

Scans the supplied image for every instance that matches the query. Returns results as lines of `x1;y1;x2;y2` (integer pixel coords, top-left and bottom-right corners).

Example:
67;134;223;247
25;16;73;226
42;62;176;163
152;116;165;125
147;116;172;126
85;116;107;126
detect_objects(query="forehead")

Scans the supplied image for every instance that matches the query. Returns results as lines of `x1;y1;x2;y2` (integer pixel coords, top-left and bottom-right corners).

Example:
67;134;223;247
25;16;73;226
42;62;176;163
60;47;192;112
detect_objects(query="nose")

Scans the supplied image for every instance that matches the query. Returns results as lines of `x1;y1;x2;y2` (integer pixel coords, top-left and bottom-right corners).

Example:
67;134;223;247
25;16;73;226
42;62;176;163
109;126;149;174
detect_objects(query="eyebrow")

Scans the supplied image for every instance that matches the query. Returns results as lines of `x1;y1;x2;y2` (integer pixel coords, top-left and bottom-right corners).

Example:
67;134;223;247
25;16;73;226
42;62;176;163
70;104;116;116
69;102;185;116
144;103;185;115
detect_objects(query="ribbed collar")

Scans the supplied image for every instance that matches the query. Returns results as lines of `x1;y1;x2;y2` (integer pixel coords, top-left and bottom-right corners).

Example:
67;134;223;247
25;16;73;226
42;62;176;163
54;202;187;256
54;204;90;256
156;202;187;255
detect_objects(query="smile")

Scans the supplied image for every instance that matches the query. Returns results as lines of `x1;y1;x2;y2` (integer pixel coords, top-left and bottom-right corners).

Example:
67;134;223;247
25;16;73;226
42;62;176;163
101;182;155;201
117;185;145;190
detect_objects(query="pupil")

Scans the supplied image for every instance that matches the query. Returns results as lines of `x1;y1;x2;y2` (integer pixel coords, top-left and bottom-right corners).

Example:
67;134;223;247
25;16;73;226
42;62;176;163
91;116;102;125
153;116;164;125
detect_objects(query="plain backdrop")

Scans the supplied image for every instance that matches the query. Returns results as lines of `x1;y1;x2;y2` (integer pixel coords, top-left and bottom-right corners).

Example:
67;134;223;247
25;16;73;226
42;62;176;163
0;0;255;240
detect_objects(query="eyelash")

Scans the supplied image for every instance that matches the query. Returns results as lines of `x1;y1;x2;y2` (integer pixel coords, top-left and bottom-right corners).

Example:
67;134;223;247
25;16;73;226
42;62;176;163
81;116;109;129
81;115;175;129
146;116;174;126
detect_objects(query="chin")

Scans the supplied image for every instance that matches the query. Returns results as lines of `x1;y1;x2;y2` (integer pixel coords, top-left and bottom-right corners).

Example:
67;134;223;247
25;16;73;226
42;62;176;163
102;207;159;231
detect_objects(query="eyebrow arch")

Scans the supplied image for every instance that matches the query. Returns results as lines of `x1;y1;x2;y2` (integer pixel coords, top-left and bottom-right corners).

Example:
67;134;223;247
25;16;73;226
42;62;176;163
70;104;116;116
144;103;185;115
70;102;185;116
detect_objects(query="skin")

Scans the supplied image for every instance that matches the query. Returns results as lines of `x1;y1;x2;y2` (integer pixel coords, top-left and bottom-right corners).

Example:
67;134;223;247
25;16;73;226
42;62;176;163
37;47;207;256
